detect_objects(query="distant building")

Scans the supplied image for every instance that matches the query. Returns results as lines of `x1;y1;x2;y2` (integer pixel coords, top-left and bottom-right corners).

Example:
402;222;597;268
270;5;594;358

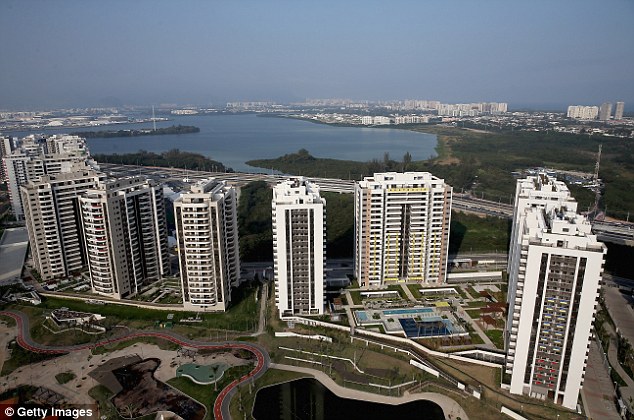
272;178;326;317
599;102;612;121
615;101;625;120
354;172;452;288
80;177;169;299
2;134;95;220
21;165;104;281
505;173;606;409
566;105;599;120
174;179;240;311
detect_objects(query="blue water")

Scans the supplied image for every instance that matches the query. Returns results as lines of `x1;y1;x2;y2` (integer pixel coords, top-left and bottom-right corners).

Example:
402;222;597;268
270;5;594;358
356;311;369;321
383;307;434;315
4;114;437;172
399;318;455;338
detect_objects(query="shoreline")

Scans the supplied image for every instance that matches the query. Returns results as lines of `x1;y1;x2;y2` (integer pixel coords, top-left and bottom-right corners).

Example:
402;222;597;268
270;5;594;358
264;363;469;419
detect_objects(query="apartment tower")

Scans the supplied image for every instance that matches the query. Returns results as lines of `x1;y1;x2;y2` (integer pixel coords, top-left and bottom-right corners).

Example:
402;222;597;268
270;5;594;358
354;172;452;288
20;165;104;281
3;134;94;220
80;176;169;299
272;178;326;317
174;179;240;311
615;101;625;120
505;174;606;409
599;102;612;121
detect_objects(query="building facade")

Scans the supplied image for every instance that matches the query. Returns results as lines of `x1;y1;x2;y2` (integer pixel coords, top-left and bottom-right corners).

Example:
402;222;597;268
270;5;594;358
20;165;104;281
2;134;94;220
599;102;612;121
615;101;625;120
174;179;240;311
505;174;606;409
80;177;169;299
272;178;326;317
566;105;599;120
354;172;452;288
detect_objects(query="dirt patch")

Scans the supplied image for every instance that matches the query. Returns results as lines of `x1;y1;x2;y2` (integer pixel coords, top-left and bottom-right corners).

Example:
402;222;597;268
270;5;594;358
111;358;205;420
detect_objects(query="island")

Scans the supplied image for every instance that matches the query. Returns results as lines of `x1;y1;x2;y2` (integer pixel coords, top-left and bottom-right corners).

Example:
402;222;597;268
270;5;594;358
72;124;200;138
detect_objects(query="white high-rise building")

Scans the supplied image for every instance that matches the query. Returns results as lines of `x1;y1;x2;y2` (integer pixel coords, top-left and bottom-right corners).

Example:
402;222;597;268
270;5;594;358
21;165;104;281
2;134;95;220
80;177;169;299
505;174;606;409
599;102;612;121
272;178;326;317
615;101;625;120
174;179;240;311
566;105;599;120
354;172;452;288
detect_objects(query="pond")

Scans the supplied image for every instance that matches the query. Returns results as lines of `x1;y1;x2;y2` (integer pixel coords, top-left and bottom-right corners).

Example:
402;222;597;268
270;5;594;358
253;378;445;419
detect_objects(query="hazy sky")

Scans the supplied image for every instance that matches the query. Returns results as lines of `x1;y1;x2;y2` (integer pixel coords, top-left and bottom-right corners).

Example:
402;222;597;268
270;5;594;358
1;0;633;109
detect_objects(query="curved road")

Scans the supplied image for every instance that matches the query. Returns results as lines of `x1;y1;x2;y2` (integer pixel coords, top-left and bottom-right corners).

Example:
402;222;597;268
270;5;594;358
0;310;270;420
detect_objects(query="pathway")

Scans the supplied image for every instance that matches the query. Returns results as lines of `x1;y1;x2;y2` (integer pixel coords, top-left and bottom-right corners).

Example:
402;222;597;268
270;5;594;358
580;339;621;419
400;284;417;302
0;310;270;420
455;305;495;348
252;282;268;336
603;283;634;346
271;363;469;420
604;321;634;412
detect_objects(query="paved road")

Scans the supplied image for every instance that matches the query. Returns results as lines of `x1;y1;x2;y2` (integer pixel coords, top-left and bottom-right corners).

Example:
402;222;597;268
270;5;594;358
0;310;270;420
603;281;634;347
580;339;621;420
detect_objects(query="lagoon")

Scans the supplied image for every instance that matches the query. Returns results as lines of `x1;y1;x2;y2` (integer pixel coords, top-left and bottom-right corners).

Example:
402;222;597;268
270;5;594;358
5;114;437;172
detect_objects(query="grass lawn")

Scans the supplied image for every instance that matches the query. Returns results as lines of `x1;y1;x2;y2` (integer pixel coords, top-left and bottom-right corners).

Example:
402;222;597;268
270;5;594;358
229;368;310;419
386;285;406;299
55;371;76;384
35;281;259;332
466;301;487;308
484;329;505;349
1;341;65;376
348;290;362;305
465;309;481;319
168;364;252;420
407;284;422;299
455;287;469;300
469;333;485;345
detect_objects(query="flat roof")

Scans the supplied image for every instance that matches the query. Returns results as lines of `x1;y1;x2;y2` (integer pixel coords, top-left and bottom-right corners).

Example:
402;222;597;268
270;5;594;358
0;227;29;286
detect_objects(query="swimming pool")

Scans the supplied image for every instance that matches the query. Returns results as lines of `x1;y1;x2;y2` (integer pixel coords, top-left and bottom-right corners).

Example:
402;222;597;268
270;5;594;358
383;308;434;316
356;311;369;321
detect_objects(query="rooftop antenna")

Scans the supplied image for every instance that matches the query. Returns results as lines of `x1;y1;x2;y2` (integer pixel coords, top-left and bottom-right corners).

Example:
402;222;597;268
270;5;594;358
152;105;157;132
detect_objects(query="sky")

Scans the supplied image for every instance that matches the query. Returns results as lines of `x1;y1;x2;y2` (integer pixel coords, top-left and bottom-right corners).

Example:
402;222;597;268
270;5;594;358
1;0;633;110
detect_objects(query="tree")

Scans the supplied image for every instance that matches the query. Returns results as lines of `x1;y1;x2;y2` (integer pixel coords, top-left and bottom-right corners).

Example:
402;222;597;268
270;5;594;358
402;151;412;171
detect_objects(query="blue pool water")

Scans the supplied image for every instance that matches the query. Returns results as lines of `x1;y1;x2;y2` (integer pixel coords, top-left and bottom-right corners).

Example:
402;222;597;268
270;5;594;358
399;318;455;338
356;311;369;321
383;308;434;316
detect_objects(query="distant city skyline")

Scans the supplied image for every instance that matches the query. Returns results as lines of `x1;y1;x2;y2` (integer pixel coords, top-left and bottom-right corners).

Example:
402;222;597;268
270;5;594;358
1;0;633;109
